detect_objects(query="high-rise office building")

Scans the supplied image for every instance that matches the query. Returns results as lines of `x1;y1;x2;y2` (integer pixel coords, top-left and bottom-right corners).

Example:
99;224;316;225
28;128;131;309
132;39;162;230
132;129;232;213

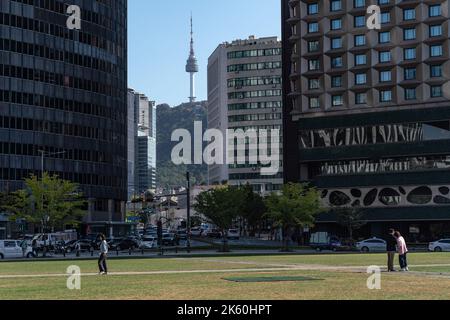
0;0;128;236
282;0;450;240
127;89;156;197
207;36;283;193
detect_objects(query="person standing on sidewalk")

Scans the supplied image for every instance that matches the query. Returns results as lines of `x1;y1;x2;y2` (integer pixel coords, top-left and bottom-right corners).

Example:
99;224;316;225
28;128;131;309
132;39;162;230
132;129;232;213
386;229;397;272
395;231;409;272
98;234;109;275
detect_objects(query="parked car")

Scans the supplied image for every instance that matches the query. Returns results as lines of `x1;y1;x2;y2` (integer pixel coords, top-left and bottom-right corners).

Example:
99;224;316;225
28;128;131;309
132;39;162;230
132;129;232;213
67;239;96;253
161;233;179;246
109;238;140;251
429;239;450;252
177;230;188;240
310;233;344;251
190;227;203;237
227;229;240;240
356;238;387;253
206;229;222;239
0;240;34;259
140;236;157;249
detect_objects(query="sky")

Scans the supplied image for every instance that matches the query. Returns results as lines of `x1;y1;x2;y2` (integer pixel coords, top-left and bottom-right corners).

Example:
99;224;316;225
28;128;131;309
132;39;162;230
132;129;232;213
128;0;281;107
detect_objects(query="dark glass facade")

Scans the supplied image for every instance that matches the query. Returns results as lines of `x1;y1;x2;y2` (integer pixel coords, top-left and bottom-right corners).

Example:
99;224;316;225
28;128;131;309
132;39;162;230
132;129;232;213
282;0;450;241
0;0;128;224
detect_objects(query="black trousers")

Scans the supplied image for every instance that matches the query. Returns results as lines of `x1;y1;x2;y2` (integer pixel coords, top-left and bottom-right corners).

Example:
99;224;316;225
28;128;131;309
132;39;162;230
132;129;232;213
98;253;108;273
399;253;408;269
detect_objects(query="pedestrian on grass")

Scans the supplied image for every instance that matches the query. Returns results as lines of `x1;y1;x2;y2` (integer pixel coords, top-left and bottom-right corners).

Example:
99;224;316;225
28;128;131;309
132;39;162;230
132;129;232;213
394;231;409;272
98;234;109;275
75;241;81;257
386;229;397;272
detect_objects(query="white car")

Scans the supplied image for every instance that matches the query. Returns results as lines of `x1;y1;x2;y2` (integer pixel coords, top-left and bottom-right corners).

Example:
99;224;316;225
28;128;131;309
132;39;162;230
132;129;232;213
227;229;240;240
190;227;203;237
429;239;450;252
140;236;157;249
0;240;35;259
356;238;387;253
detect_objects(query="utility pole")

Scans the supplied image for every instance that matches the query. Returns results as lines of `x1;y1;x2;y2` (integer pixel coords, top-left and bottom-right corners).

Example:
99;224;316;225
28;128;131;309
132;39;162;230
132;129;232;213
186;172;191;253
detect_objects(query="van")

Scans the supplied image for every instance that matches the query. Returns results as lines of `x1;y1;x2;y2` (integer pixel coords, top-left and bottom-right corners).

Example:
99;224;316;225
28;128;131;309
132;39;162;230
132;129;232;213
0;240;34;259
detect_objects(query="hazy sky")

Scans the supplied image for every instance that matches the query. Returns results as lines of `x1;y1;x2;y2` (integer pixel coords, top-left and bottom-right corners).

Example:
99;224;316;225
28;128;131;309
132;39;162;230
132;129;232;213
128;0;281;106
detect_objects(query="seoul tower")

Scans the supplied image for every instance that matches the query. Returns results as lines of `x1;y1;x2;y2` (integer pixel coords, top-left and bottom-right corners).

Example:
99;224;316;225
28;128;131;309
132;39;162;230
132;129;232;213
185;14;199;104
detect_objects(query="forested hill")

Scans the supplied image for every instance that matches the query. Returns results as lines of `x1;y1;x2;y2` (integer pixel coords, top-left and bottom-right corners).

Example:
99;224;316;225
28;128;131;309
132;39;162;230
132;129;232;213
156;101;208;188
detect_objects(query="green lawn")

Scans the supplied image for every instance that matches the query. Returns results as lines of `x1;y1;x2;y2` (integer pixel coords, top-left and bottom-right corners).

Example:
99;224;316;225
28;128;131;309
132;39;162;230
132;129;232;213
1;253;450;300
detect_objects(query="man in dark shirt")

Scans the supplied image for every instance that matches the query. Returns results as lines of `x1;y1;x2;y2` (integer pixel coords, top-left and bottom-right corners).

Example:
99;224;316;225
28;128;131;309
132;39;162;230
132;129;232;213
386;229;397;272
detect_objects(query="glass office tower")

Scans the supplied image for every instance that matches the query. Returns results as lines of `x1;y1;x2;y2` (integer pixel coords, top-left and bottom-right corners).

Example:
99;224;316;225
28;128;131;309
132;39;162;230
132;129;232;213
0;0;128;236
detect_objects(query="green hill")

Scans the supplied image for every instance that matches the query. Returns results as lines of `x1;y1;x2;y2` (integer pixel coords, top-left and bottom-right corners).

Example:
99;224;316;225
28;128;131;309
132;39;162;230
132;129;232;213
156;101;208;188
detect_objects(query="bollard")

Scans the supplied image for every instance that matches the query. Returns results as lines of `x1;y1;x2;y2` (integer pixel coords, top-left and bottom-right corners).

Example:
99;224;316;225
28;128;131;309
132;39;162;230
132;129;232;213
129;248;132;256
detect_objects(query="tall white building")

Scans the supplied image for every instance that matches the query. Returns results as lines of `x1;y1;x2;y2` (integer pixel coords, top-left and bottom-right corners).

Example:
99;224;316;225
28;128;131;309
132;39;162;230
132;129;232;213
127;89;157;198
207;36;283;193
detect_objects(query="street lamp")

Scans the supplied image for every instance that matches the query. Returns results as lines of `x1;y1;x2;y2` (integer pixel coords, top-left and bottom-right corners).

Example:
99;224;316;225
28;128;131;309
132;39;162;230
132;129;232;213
186;172;191;253
38;150;66;179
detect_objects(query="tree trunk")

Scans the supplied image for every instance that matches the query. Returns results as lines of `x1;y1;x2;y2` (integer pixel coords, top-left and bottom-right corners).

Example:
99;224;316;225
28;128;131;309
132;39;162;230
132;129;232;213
221;229;229;252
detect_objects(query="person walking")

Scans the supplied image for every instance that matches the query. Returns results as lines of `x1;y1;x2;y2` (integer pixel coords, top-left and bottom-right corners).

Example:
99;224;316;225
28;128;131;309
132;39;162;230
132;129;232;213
20;240;28;258
98;234;109;275
386;229;397;272
31;239;38;258
75;241;81;257
395;231;409;272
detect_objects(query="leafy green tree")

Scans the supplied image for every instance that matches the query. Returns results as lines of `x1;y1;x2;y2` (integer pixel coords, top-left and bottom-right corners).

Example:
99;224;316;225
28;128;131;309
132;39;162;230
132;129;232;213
194;186;245;252
265;183;323;252
4;173;86;232
240;184;266;237
334;206;367;244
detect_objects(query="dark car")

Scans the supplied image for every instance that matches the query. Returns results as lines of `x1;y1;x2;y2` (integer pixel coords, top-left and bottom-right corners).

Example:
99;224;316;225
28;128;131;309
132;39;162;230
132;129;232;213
109;238;140;251
207;229;222;239
161;233;179;246
176;230;188;240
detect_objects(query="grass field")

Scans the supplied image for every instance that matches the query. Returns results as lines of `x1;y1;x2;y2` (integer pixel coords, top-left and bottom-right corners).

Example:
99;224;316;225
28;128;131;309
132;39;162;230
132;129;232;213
1;253;450;300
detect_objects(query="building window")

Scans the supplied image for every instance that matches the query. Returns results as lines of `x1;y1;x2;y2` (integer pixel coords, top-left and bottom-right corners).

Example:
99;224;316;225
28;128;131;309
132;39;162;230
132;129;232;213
380;90;392;102
379;51;391;63
404;48;416;60
404;8;416;21
331;76;342;88
331;37;342;49
429;5;441;17
330;0;342;12
355;35;366;46
381;12;390;24
309;97;320;108
355;73;367;85
380;71;392;82
430;25;443;37
308;22;319;33
354;0;365;8
404;68;416;80
354;16;365;28
309;79;320;90
332;95;344;106
331;19;342;30
430;44;443;57
379;0;389;4
379;32;390;43
309;59;320;71
431;65;442;78
308;3;319;15
355;54;367;65
355;92;367;104
308;41;320;52
404;28;416;41
405;88;416;100
331;56;343;68
431;85;443;98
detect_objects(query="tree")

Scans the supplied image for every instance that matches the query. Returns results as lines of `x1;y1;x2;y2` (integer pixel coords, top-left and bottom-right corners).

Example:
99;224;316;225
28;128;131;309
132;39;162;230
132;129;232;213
265;183;323;252
240;185;266;237
194;186;245;252
4;173;86;233
334;206;367;244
